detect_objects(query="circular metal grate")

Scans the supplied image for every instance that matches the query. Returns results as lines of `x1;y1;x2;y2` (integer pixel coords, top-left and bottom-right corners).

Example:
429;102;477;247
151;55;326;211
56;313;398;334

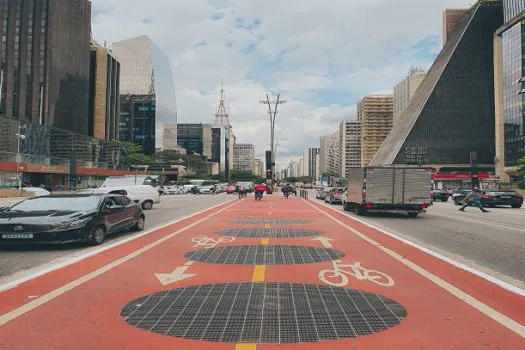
215;228;323;238
184;245;345;265
231;218;312;224
121;282;407;343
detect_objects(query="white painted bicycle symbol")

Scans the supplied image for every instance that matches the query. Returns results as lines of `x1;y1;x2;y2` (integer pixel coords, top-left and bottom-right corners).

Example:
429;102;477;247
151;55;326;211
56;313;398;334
191;235;235;249
319;259;394;287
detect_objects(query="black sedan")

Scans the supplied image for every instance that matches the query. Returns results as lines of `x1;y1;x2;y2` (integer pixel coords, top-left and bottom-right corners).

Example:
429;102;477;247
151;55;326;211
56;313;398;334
432;190;449;202
0;193;145;245
481;190;523;208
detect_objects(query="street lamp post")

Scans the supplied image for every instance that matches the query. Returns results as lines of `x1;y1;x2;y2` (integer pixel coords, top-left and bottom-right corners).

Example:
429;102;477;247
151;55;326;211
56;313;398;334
260;94;286;191
16;124;27;193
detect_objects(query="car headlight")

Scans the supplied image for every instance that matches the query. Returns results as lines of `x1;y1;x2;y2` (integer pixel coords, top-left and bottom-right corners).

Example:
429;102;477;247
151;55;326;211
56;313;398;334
50;219;89;231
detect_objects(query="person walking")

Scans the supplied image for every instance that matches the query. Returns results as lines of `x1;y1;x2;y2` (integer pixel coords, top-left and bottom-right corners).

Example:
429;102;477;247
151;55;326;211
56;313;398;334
458;188;489;212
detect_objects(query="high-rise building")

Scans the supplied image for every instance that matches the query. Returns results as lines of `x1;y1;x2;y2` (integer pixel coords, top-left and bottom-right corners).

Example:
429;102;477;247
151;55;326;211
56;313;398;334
119;94;156;154
163;124;177;150
111;35;177;150
298;158;304;177
442;9;469;46
319;132;339;176
0;0;91;134
371;2;503;177
233;143;255;173
494;0;525;179
358;95;393;167
88;42;120;140
393;68;426;123
338;121;361;178
303;148;320;180
253;159;264;177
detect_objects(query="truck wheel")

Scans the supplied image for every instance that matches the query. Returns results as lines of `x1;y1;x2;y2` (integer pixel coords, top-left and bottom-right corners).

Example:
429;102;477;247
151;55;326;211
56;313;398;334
343;202;350;211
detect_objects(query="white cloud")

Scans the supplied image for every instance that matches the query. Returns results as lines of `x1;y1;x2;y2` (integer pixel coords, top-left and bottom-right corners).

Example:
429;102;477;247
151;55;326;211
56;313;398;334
91;0;472;168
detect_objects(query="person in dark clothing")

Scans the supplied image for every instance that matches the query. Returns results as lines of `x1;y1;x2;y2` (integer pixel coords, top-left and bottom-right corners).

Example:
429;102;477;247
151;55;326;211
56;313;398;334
459;188;489;212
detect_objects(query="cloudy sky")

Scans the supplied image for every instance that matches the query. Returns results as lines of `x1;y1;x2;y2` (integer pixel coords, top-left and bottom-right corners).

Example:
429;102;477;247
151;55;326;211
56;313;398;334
92;0;472;168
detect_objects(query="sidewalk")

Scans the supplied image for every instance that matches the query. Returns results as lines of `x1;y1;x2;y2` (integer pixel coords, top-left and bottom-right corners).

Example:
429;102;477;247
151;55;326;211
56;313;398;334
0;196;524;349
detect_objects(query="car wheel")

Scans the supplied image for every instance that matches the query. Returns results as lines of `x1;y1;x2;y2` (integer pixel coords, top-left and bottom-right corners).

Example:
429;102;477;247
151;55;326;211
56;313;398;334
512;204;522;208
142;200;153;210
90;226;106;245
131;215;145;231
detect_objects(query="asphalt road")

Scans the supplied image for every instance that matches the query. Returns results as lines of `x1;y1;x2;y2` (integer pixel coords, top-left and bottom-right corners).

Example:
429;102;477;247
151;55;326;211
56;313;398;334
0;194;234;283
314;196;525;289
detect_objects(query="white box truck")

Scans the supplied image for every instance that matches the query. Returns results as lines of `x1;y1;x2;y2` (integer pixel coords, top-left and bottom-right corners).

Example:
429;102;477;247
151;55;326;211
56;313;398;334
344;167;432;217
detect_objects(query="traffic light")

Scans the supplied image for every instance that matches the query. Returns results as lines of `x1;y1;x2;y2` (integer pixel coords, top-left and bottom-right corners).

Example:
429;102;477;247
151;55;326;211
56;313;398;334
266;169;272;179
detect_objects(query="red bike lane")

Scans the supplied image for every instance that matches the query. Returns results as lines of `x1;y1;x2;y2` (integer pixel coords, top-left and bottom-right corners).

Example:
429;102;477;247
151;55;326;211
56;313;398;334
0;195;524;349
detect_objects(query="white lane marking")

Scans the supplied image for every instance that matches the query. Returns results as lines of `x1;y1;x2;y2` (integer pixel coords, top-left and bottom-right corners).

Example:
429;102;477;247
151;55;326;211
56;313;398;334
305;200;525;338
0;199;240;326
431;212;525;233
155;260;196;286
0;198;236;293
318;260;394;288
191;235;235;249
313;200;525;297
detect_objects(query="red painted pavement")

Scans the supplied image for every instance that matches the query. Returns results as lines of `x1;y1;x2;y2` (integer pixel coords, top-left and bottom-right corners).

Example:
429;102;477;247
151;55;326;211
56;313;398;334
0;195;524;349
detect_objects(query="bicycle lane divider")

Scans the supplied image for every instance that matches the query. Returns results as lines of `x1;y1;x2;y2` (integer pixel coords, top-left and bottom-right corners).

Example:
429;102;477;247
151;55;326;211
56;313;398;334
296;199;525;347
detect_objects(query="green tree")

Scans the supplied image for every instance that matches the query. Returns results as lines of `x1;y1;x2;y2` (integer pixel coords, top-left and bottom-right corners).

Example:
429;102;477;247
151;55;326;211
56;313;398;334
120;141;155;166
156;149;183;162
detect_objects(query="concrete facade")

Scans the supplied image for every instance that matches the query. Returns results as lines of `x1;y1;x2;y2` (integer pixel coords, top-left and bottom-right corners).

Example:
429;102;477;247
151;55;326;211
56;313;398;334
358;96;393;167
233;143;255;173
338;121;361;178
442;9;469;46
393;68;426;124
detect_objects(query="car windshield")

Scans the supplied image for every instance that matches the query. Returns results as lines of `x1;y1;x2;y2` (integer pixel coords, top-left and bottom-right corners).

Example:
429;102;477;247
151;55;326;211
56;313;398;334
9;196;101;212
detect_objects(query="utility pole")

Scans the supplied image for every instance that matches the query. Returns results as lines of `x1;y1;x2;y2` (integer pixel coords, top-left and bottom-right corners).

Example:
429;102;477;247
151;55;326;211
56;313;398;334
260;94;285;192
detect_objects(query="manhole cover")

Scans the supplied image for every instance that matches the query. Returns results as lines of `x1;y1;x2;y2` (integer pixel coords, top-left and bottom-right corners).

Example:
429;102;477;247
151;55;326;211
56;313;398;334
184;245;345;265
231;218;312;224
215;228;323;238
121;282;407;343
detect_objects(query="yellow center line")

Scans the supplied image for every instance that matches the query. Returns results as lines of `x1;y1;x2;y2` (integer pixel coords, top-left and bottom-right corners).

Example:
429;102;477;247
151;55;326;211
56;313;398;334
252;265;266;282
267;211;272;216
235;344;256;350
264;223;271;228
260;237;269;245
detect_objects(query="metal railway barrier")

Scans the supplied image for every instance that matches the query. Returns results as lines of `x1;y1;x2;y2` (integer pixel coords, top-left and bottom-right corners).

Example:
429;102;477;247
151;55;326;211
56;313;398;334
300;189;309;199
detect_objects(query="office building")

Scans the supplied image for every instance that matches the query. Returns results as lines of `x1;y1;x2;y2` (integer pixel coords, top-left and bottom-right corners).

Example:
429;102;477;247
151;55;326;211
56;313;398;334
254;159;264;177
319;132;339;176
393;68;426;123
119;94;156;154
112;35;177;150
442;9;469;45
358;95;393;167
339;121;361;178
494;0;525;179
163;124;178;150
303;148;320;180
88;42;120;140
0;0;91;134
298;158;304;177
233;143;255;173
372;2;503;177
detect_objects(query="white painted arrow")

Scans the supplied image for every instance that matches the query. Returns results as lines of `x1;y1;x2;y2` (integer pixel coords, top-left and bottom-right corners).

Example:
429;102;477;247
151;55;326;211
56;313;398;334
312;236;334;248
155;261;196;286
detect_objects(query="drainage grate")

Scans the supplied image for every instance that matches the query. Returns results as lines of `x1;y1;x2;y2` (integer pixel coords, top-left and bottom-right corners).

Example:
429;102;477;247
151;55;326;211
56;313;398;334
231;218;312;224
215;228;323;238
121;282;407;343
184;245;345;265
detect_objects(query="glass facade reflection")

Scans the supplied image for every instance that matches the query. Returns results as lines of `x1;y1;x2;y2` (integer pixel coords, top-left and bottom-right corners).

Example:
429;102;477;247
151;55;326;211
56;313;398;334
119;94;156;155
0;115;126;170
504;0;525;22
111;35;177;149
502;22;525;165
0;0;91;134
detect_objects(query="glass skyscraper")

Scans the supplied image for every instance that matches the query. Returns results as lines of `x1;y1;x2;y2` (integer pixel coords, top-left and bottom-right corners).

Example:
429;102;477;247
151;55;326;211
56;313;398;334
498;0;525;168
111;35;177;153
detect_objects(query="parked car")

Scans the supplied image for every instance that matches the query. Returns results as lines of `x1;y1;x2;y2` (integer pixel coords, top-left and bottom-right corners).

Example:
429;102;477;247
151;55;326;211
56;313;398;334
316;187;333;200
199;185;214;194
325;187;345;204
77;185;160;210
0;193;145;245
480;190;523;208
432;189;449;202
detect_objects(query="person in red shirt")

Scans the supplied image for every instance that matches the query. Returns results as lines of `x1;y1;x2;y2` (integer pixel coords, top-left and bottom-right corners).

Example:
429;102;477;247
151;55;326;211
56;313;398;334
254;183;267;200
